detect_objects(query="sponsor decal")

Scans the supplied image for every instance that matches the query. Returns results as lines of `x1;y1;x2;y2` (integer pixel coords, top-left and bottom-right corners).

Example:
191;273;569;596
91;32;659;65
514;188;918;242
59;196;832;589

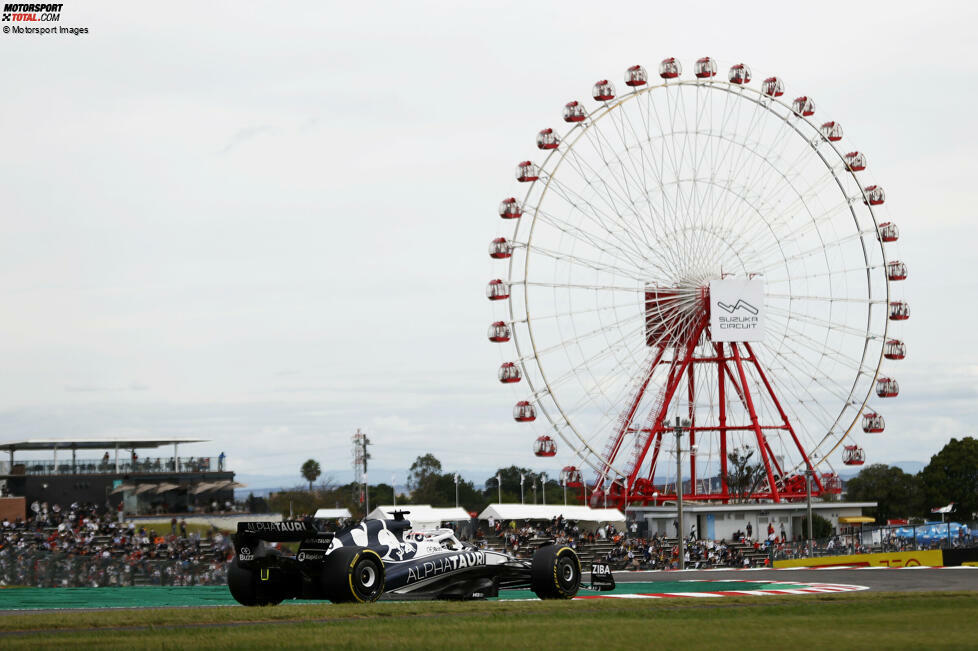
709;278;765;342
306;537;333;546
238;546;254;562
242;521;306;534
297;552;323;562
406;551;486;584
590;563;615;591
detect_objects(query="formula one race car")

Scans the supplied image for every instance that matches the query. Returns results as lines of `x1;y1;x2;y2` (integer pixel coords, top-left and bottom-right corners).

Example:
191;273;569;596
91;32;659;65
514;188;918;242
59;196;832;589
228;512;582;605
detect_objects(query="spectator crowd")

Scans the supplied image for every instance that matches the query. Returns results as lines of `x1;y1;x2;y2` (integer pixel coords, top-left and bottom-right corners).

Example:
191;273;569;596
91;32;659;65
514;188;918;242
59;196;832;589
0;501;232;587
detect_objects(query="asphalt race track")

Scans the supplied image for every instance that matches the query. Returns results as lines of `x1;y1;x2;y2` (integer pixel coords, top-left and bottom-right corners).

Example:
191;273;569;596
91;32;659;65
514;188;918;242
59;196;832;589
616;567;978;592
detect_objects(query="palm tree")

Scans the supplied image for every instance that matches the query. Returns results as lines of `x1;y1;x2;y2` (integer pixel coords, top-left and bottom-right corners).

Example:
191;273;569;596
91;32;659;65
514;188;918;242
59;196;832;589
301;459;322;491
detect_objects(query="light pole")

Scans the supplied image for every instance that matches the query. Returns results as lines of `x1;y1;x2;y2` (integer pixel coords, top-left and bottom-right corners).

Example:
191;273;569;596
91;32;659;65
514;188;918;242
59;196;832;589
675;416;691;570
805;468;814;557
392;474;397;508
454;473;460;509
496;474;502;504
541;473;547;505
532;481;537;504
520;474;525;504
563;478;567;506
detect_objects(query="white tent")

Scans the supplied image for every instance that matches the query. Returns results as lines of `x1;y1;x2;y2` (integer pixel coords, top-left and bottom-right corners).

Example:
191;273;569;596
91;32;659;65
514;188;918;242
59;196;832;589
314;508;352;519
367;504;471;530
477;504;625;524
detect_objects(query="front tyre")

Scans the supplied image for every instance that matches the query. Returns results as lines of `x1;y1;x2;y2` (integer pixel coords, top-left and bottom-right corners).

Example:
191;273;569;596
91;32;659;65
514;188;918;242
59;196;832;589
322;547;385;603
530;545;581;599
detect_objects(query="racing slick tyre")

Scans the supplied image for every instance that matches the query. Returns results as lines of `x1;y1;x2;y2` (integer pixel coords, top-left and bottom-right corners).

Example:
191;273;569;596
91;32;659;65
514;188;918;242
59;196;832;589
322;546;385;603
530;545;582;600
228;557;284;606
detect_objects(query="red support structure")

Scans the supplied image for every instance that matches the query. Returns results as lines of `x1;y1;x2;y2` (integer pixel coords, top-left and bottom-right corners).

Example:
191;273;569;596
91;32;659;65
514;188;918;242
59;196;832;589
717;343;729;502
687;362;696;496
597;284;830;508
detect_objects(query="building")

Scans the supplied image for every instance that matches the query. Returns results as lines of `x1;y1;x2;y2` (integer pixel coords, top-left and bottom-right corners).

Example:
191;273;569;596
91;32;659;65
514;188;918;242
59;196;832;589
0;437;237;520
629;501;877;541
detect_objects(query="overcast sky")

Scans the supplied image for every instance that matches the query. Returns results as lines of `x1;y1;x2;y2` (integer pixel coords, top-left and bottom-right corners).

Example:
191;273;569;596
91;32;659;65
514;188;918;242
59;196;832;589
1;1;975;489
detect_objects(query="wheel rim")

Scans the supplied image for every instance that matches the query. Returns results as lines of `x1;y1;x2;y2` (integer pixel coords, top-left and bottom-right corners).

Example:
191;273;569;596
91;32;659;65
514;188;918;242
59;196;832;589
359;564;376;589
562;563;575;582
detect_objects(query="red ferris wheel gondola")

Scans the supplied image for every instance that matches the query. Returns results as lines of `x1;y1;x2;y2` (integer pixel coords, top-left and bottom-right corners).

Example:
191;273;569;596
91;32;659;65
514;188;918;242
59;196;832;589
624;65;648;87
761;76;784;97
533;435;557;457
498;362;521;384
728;63;751;84
843;445;866;466
878;222;899;242
884;339;906;360
694;57;716;78
658;57;681;79
513;401;536;422
498;197;522;219
489;237;513;259
487;321;511;343
560;466;582;485
562;101;586;123
862;412;885;433
536;128;559;150
876;377;899;398
592;80;615;101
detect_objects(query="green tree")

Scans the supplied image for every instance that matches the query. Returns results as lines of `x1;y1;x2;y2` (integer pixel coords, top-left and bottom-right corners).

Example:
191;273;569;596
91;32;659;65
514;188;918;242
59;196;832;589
801;513;834;539
485;466;543;504
844;464;922;523
920;437;978;520
723;448;767;503
407;454;443;491
300;459;322;491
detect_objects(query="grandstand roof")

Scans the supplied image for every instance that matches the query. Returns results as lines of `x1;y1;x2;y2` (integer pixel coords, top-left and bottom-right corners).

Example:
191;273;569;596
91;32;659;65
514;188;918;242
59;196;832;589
477;504;625;523
0;437;207;452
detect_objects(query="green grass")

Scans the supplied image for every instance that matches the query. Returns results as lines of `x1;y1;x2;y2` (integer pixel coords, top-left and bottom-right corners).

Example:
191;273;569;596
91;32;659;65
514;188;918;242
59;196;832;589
0;592;975;649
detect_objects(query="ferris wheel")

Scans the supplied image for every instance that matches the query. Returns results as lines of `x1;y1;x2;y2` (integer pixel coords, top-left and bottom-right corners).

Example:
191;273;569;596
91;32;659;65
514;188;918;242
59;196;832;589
486;57;907;507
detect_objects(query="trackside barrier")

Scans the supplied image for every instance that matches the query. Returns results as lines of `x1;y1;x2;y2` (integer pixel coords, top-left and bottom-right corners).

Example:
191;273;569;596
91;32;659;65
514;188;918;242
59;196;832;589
774;549;944;568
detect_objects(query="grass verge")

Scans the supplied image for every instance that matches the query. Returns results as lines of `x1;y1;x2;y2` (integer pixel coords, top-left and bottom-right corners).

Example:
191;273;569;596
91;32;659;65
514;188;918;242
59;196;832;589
0;591;975;649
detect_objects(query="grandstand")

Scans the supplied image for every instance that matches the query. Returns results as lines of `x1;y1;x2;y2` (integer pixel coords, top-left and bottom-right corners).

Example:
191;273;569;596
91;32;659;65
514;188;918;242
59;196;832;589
0;437;236;521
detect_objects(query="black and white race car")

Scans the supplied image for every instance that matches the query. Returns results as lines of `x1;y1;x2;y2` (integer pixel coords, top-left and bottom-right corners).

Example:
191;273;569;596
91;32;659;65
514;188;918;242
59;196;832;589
228;512;583;605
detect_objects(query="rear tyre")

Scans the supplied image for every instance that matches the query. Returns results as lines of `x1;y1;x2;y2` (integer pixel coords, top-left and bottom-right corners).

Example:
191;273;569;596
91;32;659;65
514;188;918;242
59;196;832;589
530;545;581;599
322;547;385;603
228;557;285;607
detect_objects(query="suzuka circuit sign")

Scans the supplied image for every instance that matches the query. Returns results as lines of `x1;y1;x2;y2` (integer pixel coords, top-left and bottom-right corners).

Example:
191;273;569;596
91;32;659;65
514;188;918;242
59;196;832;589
709;278;765;342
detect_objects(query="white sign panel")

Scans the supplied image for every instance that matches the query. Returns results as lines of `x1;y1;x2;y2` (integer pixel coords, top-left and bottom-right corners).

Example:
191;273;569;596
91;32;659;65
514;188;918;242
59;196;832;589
709;278;765;342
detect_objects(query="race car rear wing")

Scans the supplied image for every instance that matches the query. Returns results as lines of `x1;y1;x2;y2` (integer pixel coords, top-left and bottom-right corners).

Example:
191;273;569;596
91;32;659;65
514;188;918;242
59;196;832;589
235;520;324;543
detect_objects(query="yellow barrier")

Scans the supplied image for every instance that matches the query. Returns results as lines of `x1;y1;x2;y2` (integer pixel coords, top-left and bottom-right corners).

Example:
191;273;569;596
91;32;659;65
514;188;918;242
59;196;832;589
773;549;944;569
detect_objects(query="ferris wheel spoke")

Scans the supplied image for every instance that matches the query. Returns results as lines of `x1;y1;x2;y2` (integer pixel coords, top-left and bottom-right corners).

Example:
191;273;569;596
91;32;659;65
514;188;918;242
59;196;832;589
561;144;664;261
649;88;698;248
543;175;655;267
766;305;883;341
771;320;873;373
765;347;861;416
531;206;656;273
766;292;879;306
522;243;650;283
